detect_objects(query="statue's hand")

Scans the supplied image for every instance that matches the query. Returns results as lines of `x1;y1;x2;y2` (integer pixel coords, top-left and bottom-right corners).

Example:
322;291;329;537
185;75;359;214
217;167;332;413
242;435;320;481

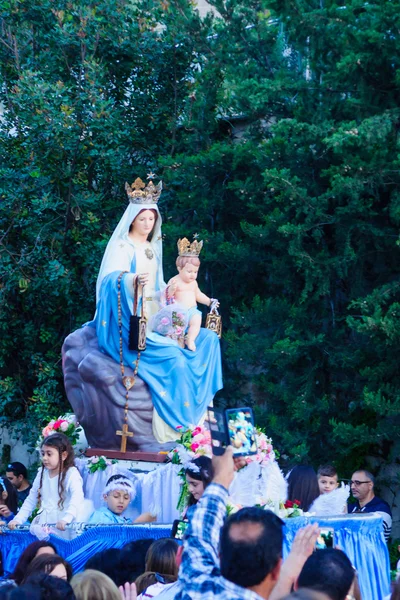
137;273;149;286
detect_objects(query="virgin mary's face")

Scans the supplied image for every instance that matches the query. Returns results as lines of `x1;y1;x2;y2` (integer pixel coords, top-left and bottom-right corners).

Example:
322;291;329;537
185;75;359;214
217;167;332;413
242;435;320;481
131;209;156;237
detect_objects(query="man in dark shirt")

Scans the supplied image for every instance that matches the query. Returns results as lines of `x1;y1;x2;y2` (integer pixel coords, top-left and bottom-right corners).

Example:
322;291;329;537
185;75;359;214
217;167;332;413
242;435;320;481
6;462;32;507
348;469;392;542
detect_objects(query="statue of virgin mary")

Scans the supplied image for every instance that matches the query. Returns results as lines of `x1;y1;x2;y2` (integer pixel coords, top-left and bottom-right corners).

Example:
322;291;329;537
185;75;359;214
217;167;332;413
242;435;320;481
63;178;222;448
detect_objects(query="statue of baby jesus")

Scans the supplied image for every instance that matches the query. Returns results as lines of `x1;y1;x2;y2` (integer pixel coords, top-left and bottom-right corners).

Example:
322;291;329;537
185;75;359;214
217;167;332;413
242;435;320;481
151;238;219;351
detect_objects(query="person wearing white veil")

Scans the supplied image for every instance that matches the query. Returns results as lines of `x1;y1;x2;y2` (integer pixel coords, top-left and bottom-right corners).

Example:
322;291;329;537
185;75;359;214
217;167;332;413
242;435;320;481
90;178;222;443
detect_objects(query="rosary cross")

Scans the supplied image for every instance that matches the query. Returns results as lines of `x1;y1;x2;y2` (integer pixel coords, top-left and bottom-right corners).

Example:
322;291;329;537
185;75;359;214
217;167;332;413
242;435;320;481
116;423;133;452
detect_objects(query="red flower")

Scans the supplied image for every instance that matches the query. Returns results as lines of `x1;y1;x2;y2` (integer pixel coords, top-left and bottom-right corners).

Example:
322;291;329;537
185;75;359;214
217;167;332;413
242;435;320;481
284;500;294;508
53;419;63;430
293;499;301;506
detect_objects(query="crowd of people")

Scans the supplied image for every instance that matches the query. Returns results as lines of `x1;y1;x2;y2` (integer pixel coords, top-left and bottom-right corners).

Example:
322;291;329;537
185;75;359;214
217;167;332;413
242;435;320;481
0;432;397;600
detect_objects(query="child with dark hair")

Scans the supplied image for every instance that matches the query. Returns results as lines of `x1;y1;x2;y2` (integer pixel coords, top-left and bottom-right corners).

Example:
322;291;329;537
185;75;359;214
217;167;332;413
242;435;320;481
21;554;73;583
8;433;85;531
0;477;18;524
185;456;213;508
287;466;320;512
84;549;124;587
317;465;339;495
88;474;155;525
10;540;57;585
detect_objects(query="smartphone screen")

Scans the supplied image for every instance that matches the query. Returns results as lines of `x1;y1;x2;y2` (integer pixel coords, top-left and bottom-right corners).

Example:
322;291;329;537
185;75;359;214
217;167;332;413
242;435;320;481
172;519;189;540
315;527;334;549
225;408;257;456
207;407;228;455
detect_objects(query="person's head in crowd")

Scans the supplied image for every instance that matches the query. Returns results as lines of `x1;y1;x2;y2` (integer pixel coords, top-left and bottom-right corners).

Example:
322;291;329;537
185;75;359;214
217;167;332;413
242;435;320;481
350;470;374;505
18;573;76;600
317;465;339;495
219;506;284;598
84;548;123;586
21;554;72;584
5;463;30;491
135;572;176;595
10;540;57;584
102;474;135;516
145;538;179;578
185;456;213;506
119;539;154;583
287;466;320;512
282;591;331;600
296;548;354;600
0;477;18;516
71;569;121;600
0;582;41;599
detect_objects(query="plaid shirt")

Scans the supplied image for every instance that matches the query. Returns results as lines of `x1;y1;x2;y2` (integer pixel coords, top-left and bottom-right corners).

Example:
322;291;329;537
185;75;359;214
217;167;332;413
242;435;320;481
175;483;263;600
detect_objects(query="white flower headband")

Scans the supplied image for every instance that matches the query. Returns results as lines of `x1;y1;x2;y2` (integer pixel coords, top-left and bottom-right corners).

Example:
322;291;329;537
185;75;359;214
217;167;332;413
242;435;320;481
103;477;136;501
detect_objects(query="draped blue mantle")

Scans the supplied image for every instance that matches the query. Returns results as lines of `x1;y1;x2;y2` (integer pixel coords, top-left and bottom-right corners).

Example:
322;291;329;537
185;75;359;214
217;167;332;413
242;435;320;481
93;271;223;432
1;514;390;600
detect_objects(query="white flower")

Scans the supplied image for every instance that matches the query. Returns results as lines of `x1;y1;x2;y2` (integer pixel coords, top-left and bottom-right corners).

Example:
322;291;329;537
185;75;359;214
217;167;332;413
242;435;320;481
90;456;99;464
60;421;69;432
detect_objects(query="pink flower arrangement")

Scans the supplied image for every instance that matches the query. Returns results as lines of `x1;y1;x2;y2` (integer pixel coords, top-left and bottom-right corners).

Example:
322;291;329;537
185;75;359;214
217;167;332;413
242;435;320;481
40;414;82;447
170;424;277;469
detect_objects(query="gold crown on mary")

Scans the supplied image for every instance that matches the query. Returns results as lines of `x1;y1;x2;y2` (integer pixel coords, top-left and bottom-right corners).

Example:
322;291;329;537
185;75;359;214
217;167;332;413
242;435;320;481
177;237;203;257
125;178;162;204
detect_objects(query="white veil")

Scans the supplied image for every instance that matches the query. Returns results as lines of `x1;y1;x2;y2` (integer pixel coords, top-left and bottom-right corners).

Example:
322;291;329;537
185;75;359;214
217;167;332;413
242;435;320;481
96;201;163;302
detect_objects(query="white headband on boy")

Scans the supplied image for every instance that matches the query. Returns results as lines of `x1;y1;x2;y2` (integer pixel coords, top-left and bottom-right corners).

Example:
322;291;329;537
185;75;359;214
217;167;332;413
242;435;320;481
103;477;136;500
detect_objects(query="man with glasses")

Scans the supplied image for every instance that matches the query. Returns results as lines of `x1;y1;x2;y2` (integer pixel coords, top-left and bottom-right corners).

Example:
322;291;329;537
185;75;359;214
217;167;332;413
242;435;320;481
5;462;31;506
348;470;392;542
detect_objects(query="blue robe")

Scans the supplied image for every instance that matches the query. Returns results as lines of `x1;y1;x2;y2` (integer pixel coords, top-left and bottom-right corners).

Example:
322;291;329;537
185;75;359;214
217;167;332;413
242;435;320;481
92;267;223;433
88;506;132;525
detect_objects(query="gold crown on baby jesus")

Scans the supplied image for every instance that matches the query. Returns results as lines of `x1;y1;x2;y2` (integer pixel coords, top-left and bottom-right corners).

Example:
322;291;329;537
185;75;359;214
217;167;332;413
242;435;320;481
125;178;162;204
177;237;203;257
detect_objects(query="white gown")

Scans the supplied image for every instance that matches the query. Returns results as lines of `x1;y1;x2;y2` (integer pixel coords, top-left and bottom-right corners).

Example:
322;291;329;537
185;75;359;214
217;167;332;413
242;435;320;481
14;466;87;525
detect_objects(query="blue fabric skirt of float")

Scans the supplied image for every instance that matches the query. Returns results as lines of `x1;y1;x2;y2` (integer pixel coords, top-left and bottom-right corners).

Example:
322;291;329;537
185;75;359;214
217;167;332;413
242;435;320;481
0;514;390;600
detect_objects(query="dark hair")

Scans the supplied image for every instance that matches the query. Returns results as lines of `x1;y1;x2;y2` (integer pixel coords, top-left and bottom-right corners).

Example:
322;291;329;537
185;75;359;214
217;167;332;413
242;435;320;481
220;507;284;588
317;465;337;479
145;539;179;578
119;539;154;583
129;208;158;241
40;433;75;509
0;477;18;515
84;548;123;586
0;583;41;599
298;549;354;600
21;554;73;584
6;462;28;479
10;541;57;584
287;466;320;512
135;572;176;595
185;456;213;507
19;573;76;600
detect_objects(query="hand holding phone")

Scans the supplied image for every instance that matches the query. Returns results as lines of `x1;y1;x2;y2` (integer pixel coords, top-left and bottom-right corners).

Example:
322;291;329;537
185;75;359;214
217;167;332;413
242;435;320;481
207;406;257;457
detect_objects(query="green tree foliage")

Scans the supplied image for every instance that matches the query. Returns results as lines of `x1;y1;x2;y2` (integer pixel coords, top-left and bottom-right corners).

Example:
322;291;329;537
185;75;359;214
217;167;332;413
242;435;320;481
1;0;400;476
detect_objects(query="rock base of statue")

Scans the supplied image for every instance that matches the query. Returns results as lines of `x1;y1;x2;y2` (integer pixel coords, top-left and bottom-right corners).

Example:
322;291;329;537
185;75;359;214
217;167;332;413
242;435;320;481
62;325;176;454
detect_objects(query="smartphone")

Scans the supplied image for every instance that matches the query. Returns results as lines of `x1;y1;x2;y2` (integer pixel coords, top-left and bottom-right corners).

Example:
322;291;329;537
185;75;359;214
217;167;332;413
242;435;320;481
226;408;257;456
207;407;228;456
315;527;334;550
207;406;257;457
172;519;188;540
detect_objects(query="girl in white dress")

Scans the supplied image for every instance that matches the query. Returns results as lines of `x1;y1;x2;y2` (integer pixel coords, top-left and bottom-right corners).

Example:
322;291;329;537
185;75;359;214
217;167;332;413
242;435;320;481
8;433;85;531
